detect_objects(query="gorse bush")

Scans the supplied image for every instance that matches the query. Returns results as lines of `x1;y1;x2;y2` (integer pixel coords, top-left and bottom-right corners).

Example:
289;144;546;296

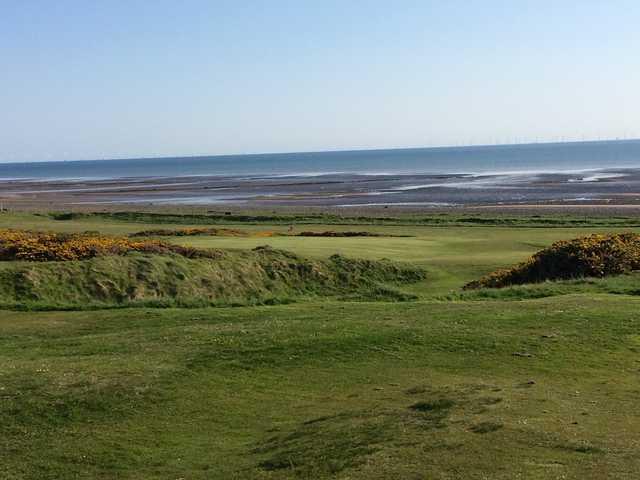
465;233;640;289
129;227;252;237
0;229;222;262
129;228;396;238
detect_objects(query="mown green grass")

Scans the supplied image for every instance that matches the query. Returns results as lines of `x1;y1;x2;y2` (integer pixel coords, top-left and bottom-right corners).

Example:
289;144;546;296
1;211;640;479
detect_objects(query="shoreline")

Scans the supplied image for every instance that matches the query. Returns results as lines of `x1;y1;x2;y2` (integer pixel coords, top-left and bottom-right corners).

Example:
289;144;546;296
2;168;640;212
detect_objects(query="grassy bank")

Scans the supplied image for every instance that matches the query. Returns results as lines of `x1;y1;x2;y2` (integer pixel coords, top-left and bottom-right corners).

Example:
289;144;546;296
0;249;423;310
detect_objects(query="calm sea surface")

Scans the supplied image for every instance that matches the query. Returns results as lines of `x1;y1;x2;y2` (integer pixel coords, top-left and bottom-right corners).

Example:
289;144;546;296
1;140;640;180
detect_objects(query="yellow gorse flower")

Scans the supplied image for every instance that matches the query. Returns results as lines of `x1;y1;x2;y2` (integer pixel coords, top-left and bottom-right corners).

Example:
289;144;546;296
0;229;222;262
466;233;640;289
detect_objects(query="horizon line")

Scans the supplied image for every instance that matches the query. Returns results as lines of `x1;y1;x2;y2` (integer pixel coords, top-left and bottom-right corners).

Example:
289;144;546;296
2;137;639;166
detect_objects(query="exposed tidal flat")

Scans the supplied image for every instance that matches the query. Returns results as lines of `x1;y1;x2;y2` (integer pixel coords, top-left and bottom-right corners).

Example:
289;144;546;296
1;210;640;478
3;168;640;210
3;140;640;209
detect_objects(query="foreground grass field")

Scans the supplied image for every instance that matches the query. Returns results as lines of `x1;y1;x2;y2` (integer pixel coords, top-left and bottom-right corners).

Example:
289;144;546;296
1;212;639;479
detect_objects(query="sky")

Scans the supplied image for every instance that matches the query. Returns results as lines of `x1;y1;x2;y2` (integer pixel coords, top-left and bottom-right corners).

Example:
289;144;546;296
1;0;639;163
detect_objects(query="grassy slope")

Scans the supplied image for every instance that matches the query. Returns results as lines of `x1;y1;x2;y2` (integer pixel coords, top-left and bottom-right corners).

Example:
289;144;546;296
0;250;423;309
1;212;640;479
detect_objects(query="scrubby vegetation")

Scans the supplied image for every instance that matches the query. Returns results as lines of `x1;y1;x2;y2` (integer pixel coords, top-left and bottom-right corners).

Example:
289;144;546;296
129;227;252;237
0;229;219;261
295;231;401;237
466;233;640;289
129;227;400;238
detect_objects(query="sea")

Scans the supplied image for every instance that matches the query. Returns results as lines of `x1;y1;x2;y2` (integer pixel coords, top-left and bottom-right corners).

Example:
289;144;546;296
1;140;640;181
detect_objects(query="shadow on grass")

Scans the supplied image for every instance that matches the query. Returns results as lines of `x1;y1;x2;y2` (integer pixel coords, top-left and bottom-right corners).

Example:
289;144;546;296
444;272;640;302
254;388;462;476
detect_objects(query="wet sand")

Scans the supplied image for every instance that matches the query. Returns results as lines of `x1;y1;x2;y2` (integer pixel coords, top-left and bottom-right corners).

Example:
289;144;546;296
2;168;640;212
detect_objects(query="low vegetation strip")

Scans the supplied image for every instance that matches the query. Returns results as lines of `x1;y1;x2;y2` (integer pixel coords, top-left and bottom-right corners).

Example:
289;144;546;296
295;231;402;237
129;227;402;238
0;229;220;262
49;211;640;227
466;233;640;289
129;227;253;237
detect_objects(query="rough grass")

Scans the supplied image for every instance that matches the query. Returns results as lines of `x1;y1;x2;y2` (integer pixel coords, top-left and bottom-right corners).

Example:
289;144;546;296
0;247;424;309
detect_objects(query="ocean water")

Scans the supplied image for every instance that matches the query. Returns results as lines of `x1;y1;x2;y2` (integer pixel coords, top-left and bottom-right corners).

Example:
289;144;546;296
1;140;640;180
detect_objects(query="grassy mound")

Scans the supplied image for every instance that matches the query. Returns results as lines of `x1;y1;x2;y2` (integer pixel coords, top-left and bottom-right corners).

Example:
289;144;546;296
0;246;425;309
0;229;218;262
465;233;640;289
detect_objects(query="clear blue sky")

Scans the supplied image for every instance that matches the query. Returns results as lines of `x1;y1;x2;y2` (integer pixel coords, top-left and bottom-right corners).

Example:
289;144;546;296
1;0;639;162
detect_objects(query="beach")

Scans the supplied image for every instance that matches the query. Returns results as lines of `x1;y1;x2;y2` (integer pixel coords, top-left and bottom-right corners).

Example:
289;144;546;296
3;168;640;212
3;141;640;211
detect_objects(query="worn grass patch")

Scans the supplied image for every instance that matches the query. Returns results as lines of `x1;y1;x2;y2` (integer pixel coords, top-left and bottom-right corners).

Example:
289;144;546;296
409;398;456;413
254;391;460;476
470;421;504;434
255;411;391;475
